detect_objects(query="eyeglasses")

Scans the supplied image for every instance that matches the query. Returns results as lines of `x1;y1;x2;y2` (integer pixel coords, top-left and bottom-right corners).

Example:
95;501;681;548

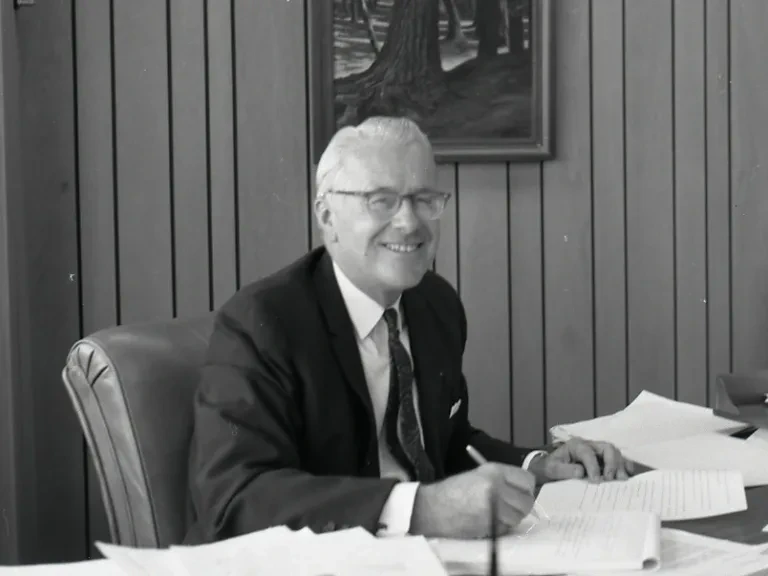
327;189;451;221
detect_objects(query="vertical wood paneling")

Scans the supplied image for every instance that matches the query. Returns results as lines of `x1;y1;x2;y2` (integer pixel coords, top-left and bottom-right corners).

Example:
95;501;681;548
508;165;545;446
170;0;210;317
625;0;676;401
15;0;85;562
592;0;627;416
458;165;510;441
114;0;174;323
730;0;768;371
0;0;22;563
233;0;309;284
674;0;708;405
207;0;238;308
74;0;116;556
542;0;594;429
435;163;458;289
705;0;732;402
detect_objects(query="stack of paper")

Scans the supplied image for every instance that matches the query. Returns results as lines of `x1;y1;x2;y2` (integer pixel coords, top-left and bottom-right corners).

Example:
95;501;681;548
550;390;768;487
94;526;448;576
0;527;449;575
550;390;747;449
431;510;662;576
565;529;768;576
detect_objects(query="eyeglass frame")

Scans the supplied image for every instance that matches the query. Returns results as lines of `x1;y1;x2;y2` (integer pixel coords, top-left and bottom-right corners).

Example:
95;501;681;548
324;188;452;221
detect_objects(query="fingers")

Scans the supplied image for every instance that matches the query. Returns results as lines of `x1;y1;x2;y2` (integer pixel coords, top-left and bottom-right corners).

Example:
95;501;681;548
496;484;535;528
487;465;536;531
571;441;602;481
593;441;621;480
547;460;585;480
501;467;536;494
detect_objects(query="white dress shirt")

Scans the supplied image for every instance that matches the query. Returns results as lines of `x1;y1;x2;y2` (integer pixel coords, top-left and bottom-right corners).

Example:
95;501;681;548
332;262;545;536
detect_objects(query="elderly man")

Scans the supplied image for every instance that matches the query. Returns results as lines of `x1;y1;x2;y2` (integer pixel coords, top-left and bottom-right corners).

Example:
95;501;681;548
184;116;630;544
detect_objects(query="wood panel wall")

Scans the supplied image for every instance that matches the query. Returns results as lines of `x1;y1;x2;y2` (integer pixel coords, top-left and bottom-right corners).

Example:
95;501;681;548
2;0;768;566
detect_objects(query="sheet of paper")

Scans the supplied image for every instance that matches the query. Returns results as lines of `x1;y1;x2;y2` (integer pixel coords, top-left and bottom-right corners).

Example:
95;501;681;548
550;390;746;449
623;432;768;487
746;427;768;449
94;542;186;576
246;535;449;576
431;511;660;576
677;543;768;576
0;559;124;575
169;526;447;576
564;527;752;575
167;525;316;576
535;469;747;521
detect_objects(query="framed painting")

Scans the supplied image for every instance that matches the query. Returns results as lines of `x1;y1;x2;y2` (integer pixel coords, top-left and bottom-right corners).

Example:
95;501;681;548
308;0;554;164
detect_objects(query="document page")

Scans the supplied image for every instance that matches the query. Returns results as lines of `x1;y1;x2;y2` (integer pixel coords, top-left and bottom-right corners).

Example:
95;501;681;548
430;511;660;576
623;432;768;487
550;390;746;449
169;527;447;576
0;559;124;576
240;535;450;576
168;526;375;576
94;542;186;576
565;528;758;576
535;469;747;521
746;427;768;449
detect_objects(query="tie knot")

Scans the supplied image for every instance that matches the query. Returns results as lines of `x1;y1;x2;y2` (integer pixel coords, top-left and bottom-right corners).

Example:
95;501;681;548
383;308;399;336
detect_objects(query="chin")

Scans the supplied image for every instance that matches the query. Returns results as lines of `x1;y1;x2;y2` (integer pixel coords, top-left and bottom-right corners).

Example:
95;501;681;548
383;266;428;291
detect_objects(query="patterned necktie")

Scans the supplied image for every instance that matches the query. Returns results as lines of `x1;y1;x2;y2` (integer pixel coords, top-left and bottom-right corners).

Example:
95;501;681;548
382;308;435;482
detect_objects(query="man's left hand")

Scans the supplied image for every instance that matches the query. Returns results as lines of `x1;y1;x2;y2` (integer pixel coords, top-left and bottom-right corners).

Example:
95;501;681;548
527;438;634;484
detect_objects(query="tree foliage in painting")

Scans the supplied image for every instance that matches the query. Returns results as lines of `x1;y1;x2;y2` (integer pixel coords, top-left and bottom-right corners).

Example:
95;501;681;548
333;0;534;139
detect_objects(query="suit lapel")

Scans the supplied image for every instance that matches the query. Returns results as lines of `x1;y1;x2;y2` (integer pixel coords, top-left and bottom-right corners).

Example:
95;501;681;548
313;252;377;435
402;288;445;476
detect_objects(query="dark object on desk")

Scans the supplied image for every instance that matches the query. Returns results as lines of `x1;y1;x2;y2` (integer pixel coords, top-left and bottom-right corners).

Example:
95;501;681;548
713;370;768;430
61;314;215;548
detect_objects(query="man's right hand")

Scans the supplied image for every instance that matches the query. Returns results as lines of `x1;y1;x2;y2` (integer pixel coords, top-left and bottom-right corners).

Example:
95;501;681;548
409;463;536;539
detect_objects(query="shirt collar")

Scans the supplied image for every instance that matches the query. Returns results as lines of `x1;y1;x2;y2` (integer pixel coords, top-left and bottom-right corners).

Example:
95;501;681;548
332;260;403;341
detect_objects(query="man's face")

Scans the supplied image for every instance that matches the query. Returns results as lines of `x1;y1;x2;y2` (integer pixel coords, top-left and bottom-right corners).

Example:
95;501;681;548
318;140;442;305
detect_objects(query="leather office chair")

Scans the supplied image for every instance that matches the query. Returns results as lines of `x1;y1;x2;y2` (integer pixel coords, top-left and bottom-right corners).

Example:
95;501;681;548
61;314;214;548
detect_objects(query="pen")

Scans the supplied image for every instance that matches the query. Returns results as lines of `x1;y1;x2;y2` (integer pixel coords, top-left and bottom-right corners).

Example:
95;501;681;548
466;444;547;520
489;482;498;576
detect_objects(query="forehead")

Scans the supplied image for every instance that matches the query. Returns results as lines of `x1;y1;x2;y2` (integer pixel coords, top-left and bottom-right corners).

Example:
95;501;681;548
335;140;436;192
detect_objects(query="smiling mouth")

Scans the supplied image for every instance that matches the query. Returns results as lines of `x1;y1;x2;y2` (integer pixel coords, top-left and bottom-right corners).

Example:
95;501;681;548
382;242;423;253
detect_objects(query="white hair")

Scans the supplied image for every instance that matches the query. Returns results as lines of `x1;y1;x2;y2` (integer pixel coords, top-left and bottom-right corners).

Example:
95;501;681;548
315;116;433;200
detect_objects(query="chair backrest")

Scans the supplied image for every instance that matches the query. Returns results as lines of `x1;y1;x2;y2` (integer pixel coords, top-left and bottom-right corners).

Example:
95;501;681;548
61;314;214;548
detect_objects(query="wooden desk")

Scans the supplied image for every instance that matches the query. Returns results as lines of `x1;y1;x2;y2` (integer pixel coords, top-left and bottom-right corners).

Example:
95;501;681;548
667;484;768;545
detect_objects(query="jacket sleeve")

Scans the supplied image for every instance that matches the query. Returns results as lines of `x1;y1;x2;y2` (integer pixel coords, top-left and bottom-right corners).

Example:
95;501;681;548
444;296;542;475
187;303;398;542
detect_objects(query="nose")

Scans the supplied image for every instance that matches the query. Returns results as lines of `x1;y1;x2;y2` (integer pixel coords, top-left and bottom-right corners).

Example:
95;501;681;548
390;197;420;232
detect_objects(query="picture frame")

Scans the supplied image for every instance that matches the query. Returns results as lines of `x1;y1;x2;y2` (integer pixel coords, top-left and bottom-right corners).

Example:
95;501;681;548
307;0;554;164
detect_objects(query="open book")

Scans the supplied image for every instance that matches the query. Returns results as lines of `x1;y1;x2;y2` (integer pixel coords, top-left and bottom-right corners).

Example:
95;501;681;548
430;511;661;576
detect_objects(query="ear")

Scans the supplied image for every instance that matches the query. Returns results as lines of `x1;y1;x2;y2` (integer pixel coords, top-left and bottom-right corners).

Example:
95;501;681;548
314;196;335;235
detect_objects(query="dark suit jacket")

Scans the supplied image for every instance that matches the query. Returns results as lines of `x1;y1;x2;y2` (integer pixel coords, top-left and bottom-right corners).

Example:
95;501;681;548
185;247;534;544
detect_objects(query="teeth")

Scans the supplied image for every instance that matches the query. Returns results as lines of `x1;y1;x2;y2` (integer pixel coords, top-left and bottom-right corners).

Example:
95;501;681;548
384;243;419;253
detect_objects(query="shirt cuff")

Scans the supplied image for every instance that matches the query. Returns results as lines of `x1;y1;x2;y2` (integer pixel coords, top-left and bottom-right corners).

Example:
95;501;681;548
522;449;548;470
376;482;420;537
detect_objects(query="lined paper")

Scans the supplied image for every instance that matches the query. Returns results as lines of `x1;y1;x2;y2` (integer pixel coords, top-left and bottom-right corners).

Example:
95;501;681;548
535;470;747;521
431;511;660;576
